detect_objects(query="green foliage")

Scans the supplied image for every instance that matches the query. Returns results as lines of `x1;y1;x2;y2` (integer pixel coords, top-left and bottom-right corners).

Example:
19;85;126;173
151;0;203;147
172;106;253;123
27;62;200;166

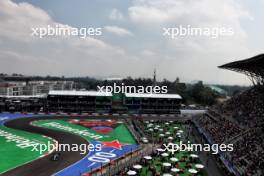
187;81;218;105
2;75;245;106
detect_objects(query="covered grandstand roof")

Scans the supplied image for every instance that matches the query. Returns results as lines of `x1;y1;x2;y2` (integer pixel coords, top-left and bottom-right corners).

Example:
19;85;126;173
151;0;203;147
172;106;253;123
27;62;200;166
207;85;227;95
125;93;182;99
219;54;264;85
48;90;112;97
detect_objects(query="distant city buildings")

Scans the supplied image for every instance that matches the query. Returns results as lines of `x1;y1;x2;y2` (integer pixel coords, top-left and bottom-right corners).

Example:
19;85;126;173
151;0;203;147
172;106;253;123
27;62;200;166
0;80;74;96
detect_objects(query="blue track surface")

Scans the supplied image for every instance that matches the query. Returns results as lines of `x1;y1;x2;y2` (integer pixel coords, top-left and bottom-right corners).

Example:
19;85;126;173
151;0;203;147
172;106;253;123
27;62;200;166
0;113;35;125
54;140;138;176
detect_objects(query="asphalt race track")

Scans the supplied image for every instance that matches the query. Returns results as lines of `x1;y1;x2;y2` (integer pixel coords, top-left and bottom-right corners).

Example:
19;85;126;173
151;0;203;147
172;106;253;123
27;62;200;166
2;116;90;176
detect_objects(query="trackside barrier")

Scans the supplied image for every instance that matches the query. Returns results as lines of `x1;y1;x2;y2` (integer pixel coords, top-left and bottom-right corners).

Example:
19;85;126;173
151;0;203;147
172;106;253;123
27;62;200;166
81;146;141;176
89;144;154;176
125;120;141;144
192;120;241;176
7;112;181;119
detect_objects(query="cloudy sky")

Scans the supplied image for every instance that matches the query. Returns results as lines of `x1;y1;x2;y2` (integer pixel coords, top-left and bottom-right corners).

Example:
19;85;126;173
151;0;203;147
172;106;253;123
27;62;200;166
0;0;264;85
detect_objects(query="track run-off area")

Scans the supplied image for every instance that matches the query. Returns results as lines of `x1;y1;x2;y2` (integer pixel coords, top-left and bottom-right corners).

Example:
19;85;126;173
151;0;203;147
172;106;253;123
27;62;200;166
0;126;53;174
0;113;53;174
0;113;139;176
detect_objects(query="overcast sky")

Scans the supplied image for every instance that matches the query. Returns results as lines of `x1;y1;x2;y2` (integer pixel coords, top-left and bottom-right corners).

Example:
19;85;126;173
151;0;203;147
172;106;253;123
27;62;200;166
1;0;264;85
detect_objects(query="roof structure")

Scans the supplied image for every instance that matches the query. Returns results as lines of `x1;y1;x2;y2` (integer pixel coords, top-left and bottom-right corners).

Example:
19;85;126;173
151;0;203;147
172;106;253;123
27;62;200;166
48;90;113;97
125;93;182;99
219;54;264;85
207;85;227;95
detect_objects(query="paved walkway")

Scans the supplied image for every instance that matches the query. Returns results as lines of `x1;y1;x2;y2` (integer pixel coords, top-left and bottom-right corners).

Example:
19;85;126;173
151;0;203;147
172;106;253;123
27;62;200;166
190;124;224;176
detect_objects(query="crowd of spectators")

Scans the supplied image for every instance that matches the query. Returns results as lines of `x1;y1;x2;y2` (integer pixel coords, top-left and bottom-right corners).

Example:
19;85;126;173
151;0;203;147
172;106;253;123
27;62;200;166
195;85;264;175
195;113;241;144
229;130;264;176
221;86;264;128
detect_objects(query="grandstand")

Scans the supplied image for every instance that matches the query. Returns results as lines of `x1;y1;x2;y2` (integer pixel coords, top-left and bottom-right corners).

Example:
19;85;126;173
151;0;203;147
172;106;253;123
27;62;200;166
47;90;112;113
194;54;264;176
124;93;182;114
0;89;182;114
0;95;46;112
47;90;182;114
218;54;264;128
219;54;264;85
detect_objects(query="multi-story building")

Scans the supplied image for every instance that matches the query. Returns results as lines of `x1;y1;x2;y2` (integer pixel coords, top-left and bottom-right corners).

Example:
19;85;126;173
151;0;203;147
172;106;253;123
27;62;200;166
28;81;74;95
124;93;182;114
0;81;74;96
46;90;182;114
47;90;112;113
0;82;25;96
